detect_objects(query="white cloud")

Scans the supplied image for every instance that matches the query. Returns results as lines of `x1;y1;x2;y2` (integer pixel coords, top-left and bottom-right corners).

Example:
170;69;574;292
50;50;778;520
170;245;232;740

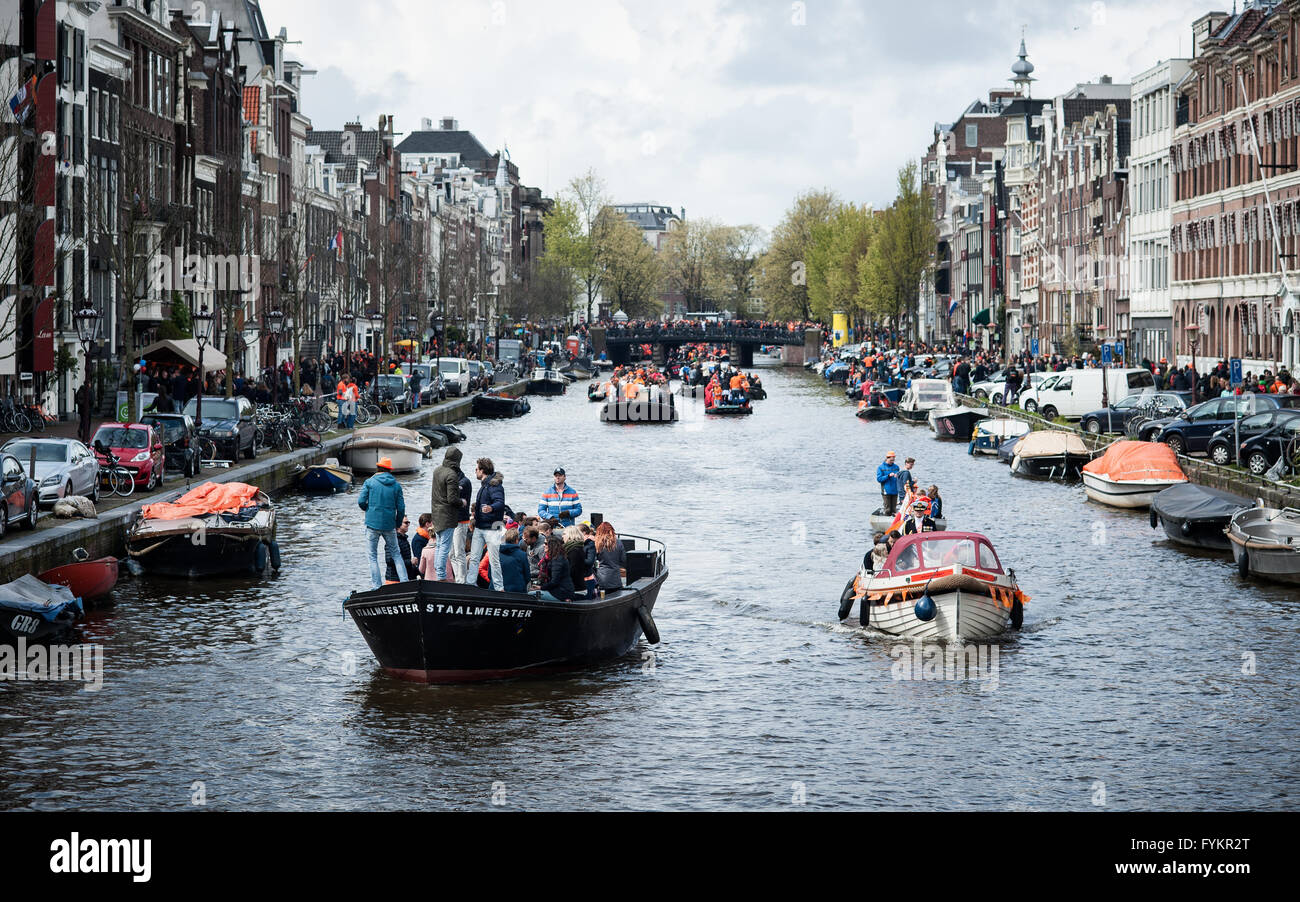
260;0;1209;231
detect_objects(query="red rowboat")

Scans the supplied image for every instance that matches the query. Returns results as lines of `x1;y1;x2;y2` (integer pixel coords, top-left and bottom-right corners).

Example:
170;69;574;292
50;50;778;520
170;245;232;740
38;556;119;602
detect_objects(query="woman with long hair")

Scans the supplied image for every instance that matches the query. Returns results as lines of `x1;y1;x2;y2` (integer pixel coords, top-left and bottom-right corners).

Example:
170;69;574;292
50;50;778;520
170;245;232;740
594;521;627;591
538;536;577;601
562;525;593;598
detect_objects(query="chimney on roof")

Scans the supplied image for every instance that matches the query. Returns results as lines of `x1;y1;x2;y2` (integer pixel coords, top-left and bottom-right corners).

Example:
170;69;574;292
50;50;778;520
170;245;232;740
421;117;432;131
344;121;362;133
440;118;458;130
1100;74;1112;84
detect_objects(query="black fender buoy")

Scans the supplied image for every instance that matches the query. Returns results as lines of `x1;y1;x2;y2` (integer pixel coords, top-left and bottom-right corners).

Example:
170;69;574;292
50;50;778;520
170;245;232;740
254;540;268;573
1180;520;1192;537
838;577;856;620
1238;549;1250;578
268;539;282;571
1149;507;1158;529
636;605;660;644
1010;599;1024;630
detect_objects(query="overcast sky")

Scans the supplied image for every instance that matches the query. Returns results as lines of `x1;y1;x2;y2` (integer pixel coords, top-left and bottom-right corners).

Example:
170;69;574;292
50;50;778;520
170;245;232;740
261;0;1209;234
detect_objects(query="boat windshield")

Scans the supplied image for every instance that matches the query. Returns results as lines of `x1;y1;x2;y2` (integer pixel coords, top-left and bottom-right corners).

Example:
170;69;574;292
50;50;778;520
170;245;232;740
918;538;1001;571
918;391;950;403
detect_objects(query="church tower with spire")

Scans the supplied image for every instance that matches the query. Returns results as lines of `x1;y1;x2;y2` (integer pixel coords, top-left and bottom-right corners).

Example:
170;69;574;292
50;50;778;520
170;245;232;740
1010;37;1035;97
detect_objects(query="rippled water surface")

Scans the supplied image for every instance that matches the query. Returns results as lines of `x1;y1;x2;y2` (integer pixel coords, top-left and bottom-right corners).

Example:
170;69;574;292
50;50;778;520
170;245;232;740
2;361;1297;810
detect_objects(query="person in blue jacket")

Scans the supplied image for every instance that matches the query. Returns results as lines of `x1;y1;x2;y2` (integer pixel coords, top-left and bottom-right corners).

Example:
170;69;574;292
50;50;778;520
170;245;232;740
538;467;582;525
358;456;408;588
497;528;532;593
876;451;901;517
465;457;507;590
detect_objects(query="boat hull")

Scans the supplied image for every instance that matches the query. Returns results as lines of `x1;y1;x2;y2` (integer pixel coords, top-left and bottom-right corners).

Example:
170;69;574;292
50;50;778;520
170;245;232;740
1082;472;1182;508
1159;517;1233;551
472;395;530;418
895;408;932;424
527;380;567;396
866;588;1010;641
297;465;352;493
345;574;666;682
600;398;678;423
342;445;424;474
1011;452;1091;481
1226;507;1300;584
37;557;119;602
705;403;752;415
929;409;989;441
856;406;894;420
126;531;272;577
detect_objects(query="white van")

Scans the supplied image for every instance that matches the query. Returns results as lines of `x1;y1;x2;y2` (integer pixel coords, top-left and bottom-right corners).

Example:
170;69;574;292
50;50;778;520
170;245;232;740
437;357;471;396
1019;367;1155;420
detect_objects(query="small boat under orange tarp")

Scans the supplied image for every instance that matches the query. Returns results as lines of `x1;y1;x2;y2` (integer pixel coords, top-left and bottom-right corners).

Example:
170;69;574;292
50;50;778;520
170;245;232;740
1082;440;1187;509
141;481;260;521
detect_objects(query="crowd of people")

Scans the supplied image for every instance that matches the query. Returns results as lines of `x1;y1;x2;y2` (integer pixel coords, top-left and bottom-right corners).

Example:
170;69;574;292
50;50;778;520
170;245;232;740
356;450;629;602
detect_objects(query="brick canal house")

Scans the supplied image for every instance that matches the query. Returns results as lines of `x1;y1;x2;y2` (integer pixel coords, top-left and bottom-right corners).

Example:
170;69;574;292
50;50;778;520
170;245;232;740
1171;2;1300;374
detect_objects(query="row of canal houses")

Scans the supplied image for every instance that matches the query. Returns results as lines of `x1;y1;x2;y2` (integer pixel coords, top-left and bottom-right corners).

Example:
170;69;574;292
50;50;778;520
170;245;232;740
1;0;548;418
921;0;1300;376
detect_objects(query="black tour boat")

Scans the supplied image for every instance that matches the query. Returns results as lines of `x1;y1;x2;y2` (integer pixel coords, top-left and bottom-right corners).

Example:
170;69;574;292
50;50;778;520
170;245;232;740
526;367;568;395
345;535;667;682
928;405;990;440
601;393;677;423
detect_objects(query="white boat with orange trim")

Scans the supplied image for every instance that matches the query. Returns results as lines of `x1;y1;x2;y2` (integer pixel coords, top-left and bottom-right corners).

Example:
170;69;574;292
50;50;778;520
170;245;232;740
837;531;1027;640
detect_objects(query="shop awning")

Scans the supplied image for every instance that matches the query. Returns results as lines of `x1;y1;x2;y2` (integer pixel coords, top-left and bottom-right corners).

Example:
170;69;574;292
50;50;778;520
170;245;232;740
139;338;228;371
972;307;992;326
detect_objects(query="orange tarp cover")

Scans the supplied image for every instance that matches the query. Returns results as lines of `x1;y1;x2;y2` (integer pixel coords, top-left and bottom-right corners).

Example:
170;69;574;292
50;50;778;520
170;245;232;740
141;482;260;521
1082;440;1186;483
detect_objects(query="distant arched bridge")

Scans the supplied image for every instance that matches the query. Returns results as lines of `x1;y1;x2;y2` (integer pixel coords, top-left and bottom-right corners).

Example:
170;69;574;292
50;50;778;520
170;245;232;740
591;325;816;367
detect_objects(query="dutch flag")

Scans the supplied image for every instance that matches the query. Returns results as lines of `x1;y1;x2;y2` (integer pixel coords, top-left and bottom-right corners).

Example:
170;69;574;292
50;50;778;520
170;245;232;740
328;230;343;259
946;297;959;317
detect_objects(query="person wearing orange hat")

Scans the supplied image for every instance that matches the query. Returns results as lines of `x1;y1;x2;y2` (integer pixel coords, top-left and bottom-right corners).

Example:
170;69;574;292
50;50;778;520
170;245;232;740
358;456;408;588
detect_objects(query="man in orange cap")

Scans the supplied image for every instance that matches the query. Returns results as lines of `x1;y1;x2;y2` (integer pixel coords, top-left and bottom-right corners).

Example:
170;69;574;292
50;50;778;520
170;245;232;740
358;456;408;588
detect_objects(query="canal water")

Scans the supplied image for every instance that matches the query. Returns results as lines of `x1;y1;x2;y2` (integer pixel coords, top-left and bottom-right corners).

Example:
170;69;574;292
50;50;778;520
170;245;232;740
2;360;1297;811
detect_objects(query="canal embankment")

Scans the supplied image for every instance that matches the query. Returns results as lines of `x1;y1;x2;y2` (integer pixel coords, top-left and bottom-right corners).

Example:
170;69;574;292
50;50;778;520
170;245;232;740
957;392;1300;508
0;380;526;583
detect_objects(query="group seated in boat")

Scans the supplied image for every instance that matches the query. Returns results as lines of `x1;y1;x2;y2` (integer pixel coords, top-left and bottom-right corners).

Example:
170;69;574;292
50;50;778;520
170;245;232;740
592;366;671;402
704;366;758;406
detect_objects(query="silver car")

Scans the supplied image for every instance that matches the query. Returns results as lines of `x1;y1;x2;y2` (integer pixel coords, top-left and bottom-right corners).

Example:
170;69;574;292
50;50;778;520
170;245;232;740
0;438;101;506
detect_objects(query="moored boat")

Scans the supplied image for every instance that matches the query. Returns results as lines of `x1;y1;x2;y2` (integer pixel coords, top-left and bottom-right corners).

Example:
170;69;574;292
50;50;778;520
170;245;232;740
839;531;1026;640
345;534;667;681
1081;440;1186;508
587;381;606;402
929;405;990;440
0;575;84;642
1226;506;1300;583
126;481;278;578
38;553;119;602
601;391;677;423
341;426;428;474
296;458;353;493
1150;483;1249;551
895;379;955;424
969;417;1030;454
1009;430;1093;480
705;398;753;415
472;392;531;418
526;367;568;395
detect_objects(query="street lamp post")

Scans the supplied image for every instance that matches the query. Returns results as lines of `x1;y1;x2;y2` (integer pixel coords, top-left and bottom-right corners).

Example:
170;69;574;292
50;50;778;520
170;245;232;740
193;305;214;432
370;308;385;404
265;308;284;405
1187;323;1201;404
73;306;101;445
340;310;356;365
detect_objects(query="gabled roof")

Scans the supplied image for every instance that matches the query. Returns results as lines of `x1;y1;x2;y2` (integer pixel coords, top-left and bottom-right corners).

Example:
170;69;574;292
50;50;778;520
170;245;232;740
395;129;492;165
1212;7;1270;47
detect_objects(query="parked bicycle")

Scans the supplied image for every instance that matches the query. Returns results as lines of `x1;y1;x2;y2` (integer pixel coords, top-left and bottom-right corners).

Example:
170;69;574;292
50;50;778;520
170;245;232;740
1;397;31;434
96;447;136;497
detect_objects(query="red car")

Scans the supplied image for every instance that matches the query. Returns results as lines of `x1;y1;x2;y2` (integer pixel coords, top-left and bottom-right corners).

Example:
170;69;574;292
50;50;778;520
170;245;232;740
91;423;165;491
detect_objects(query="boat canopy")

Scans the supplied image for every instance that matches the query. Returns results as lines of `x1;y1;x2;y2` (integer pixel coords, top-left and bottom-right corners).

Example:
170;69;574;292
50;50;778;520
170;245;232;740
0;574;82;620
1012;430;1090;458
142;481;261;521
1152;483;1249;524
1082;440;1186;483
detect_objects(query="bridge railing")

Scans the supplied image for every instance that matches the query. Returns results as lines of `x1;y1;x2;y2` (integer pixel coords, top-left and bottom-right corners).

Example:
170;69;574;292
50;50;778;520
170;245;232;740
602;327;803;345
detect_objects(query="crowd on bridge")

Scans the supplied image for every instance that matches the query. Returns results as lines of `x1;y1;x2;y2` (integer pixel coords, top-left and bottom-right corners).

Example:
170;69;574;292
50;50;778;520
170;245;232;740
601;319;819;342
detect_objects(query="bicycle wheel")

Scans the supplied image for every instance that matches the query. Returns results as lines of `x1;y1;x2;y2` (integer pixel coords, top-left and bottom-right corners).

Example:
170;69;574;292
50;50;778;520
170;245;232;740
199;438;218;462
101;470;120;497
306;410;332;433
297;427;323;449
12;411;31;433
115;469;135;497
274;425;294;452
28;411;44;432
355;404;376;426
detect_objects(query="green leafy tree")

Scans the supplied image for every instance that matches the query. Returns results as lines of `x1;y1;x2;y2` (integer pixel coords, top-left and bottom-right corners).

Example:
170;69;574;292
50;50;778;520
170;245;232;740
858;162;937;335
662;218;726;312
759;190;838;321
806;203;876;328
714;224;766;313
603;215;664;318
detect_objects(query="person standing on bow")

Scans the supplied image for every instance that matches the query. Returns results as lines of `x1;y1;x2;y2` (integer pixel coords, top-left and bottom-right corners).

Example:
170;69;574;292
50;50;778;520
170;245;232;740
465;458;507;591
876;451;902;517
538;467;582;527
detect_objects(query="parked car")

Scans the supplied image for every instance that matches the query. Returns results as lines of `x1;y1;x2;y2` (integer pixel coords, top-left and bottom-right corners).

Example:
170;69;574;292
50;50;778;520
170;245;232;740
1079;391;1194;435
184;396;256;461
408;363;446;404
1206;407;1300;464
0;437;101;505
1019;367;1156;420
141;412;200;476
438;358;472;396
1237;417;1300;475
1158;394;1300;456
0;450;39;536
92;423;165;490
